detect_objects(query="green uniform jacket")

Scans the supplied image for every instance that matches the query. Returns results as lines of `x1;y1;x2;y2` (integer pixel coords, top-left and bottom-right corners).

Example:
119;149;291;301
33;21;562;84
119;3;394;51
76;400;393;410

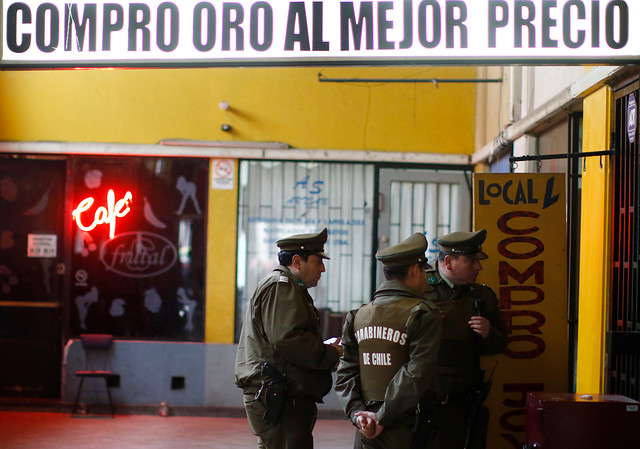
427;262;507;396
234;265;340;402
335;280;442;427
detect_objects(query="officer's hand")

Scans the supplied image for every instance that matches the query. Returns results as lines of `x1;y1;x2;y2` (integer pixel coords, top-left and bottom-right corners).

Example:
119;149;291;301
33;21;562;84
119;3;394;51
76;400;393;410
469;316;491;338
355;411;384;439
329;338;344;358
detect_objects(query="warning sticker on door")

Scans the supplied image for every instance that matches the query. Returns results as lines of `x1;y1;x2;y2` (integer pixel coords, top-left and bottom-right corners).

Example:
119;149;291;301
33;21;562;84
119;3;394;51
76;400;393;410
211;159;235;190
27;234;57;258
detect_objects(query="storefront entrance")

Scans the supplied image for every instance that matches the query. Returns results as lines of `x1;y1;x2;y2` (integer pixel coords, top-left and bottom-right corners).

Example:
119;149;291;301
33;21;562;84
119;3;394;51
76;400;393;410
1;154;210;398
376;168;472;284
0;156;67;398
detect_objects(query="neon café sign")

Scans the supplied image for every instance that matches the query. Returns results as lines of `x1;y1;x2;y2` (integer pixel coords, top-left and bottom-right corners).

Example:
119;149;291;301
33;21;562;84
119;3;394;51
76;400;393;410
1;0;639;69
72;189;133;239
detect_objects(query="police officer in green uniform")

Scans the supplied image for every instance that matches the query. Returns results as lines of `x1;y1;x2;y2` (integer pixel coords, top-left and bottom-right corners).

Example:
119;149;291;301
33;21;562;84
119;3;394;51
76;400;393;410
426;229;507;449
235;228;343;449
336;233;443;449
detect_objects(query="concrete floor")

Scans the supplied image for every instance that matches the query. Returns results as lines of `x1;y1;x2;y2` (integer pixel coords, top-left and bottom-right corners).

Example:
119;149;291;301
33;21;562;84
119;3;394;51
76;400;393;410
0;411;356;449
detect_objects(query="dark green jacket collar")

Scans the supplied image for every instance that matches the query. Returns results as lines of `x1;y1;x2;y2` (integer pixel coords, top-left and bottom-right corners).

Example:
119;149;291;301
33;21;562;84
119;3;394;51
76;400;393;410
373;279;425;303
275;265;306;289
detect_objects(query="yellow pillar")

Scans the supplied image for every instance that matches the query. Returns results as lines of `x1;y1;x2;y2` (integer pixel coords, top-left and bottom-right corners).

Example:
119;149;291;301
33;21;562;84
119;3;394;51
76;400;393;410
205;159;238;343
576;86;612;393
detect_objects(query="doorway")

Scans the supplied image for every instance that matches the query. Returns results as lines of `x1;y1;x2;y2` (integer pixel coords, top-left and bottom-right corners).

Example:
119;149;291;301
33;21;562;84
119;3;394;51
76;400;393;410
376;168;472;284
0;156;68;398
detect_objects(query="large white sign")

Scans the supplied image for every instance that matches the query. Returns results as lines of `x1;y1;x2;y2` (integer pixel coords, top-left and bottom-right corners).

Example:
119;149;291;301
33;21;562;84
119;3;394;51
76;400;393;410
1;0;638;68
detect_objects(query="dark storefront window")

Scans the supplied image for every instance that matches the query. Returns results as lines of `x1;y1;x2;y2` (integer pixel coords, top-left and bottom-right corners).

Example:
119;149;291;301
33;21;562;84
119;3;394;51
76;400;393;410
69;157;208;341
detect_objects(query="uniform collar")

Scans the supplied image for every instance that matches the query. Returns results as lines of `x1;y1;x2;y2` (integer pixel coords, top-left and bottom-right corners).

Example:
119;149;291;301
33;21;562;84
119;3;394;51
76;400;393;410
374;279;425;301
437;263;456;289
277;265;306;289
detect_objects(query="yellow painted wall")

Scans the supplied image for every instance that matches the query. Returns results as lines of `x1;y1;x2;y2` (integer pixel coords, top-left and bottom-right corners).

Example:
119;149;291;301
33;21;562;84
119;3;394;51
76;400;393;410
576;86;612;393
0;67;477;343
474;66;510;151
0;66;476;153
205;159;238;343
0;66;477;343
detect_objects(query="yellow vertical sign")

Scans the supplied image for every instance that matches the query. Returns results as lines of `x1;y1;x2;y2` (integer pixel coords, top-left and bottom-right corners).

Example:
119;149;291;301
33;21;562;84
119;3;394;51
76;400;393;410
474;173;568;448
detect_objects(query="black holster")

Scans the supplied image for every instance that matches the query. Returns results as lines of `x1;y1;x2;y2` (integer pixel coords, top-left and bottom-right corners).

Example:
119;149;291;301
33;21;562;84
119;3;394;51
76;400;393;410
260;362;288;425
411;397;438;449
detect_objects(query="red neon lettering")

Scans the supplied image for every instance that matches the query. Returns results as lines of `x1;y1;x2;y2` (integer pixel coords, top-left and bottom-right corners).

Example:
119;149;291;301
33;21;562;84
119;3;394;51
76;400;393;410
72;189;133;239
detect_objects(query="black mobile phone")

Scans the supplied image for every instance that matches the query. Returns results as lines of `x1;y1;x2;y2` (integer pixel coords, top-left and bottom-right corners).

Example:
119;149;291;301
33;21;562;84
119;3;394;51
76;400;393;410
473;298;485;316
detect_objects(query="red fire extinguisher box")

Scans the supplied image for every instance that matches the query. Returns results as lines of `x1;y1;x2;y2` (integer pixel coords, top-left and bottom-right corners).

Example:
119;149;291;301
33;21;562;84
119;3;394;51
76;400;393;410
525;393;640;449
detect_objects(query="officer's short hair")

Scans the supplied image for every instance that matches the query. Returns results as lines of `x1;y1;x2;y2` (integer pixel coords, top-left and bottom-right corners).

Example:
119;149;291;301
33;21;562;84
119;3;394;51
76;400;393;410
438;250;459;262
383;260;428;281
278;250;312;267
383;264;410;281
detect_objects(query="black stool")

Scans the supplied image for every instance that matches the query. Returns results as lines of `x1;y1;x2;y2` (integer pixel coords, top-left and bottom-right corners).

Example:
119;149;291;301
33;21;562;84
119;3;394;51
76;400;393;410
71;334;117;417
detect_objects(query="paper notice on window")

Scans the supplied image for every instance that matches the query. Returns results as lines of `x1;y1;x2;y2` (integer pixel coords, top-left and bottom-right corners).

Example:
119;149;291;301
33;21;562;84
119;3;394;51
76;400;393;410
27;234;57;258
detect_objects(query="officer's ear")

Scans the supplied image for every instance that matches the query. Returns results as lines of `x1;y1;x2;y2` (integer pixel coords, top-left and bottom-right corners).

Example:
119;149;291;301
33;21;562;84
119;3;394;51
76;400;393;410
443;253;455;270
290;253;304;270
410;262;426;280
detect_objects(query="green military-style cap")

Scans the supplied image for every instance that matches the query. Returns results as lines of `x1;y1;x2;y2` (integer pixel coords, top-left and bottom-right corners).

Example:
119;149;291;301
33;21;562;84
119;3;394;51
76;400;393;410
437;229;488;260
276;227;330;259
376;233;428;267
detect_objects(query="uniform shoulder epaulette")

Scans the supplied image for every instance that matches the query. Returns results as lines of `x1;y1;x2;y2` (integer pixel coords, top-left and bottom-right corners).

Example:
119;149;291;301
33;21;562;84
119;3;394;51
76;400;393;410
265;269;291;287
278;275;289;284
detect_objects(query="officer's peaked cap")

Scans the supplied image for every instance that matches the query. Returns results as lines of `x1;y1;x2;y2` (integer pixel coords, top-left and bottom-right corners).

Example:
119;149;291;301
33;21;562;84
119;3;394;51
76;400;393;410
376;233;428;267
437;229;488;260
276;227;330;259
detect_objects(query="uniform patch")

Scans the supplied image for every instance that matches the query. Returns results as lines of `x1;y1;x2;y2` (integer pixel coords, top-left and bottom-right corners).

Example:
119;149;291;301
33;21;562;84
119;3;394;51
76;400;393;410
278;276;289;283
427;276;438;284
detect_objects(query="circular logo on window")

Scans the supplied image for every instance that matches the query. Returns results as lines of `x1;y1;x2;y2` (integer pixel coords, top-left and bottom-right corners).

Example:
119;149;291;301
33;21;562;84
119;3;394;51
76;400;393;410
99;231;178;278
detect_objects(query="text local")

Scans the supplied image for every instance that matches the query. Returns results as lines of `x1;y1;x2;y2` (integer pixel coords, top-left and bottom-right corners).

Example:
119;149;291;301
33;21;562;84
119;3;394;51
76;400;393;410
5;1;631;55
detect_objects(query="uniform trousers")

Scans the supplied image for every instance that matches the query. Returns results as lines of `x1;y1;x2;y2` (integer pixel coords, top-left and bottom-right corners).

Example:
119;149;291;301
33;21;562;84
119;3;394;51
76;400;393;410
435;401;488;449
243;391;317;449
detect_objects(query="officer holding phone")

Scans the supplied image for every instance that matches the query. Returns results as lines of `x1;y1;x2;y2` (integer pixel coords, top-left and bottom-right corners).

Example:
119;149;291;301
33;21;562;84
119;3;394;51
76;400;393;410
425;229;507;449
